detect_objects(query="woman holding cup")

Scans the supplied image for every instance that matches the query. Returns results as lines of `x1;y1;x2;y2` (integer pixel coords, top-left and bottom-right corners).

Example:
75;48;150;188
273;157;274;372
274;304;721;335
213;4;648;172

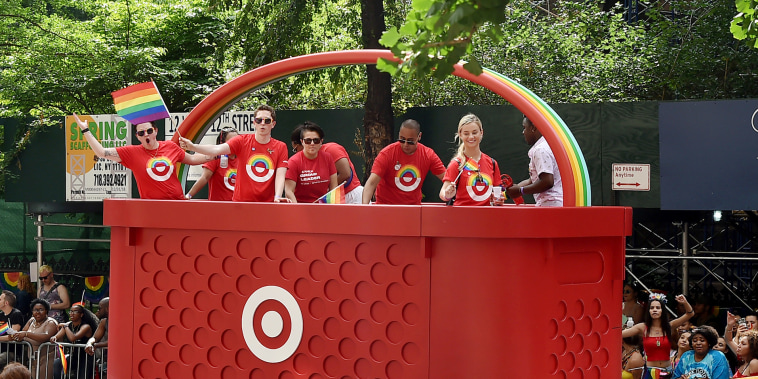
439;113;504;206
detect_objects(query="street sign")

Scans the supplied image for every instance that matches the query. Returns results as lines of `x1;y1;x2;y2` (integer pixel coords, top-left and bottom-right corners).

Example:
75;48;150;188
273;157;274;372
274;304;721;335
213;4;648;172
612;163;650;191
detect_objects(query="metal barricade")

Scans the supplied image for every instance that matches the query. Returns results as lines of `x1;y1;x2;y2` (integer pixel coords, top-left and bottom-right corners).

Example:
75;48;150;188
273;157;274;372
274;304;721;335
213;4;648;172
37;342;107;379
0;340;34;372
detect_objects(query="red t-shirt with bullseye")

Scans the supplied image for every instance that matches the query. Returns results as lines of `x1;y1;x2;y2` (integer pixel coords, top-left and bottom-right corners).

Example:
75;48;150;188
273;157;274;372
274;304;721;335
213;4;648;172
285;151;336;203
202;156;238;201
116;141;186;200
442;153;503;206
371;142;446;205
227;134;288;202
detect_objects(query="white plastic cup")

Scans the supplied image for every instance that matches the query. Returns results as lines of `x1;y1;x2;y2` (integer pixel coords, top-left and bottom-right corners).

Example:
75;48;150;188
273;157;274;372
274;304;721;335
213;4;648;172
492;186;502;201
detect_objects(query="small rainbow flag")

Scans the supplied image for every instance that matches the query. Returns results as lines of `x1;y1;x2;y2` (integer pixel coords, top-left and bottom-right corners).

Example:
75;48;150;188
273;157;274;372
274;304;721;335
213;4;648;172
83;276;109;304
462;158;479;172
57;344;68;374
111;81;170;124
0;322;9;336
315;182;346;204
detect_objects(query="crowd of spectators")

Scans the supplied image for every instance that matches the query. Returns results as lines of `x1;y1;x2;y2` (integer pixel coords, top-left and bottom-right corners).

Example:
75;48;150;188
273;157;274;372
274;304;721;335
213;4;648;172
0;266;109;379
621;282;758;379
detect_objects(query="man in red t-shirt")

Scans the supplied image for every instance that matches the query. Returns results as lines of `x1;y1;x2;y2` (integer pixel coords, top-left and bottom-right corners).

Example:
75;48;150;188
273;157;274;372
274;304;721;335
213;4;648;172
180;105;289;202
74;114;214;200
362;119;446;205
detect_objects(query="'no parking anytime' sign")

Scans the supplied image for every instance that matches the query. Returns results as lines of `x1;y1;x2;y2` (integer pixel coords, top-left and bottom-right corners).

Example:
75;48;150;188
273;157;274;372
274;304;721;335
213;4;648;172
612;163;650;191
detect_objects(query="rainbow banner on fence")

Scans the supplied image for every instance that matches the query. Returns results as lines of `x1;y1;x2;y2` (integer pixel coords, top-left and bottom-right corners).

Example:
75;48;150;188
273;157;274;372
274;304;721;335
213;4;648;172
111;81;170;124
58;344;68;374
315;182;346;204
0;272;20;292
0;322;9;336
83;276;109;303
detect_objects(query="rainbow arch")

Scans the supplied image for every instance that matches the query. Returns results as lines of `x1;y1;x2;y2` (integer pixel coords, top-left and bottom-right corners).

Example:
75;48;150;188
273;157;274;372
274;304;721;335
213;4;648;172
173;49;591;206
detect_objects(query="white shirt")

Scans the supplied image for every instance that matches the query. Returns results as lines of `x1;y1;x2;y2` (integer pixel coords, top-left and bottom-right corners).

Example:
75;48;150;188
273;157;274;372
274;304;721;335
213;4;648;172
528;136;563;206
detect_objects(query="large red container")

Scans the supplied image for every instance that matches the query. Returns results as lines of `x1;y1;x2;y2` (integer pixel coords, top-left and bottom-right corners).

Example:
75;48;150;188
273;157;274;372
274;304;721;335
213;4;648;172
104;200;631;378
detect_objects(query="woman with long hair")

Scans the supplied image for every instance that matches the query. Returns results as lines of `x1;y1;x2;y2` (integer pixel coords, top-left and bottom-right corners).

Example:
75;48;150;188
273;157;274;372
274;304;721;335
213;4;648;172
439;114;503;206
51;303;99;378
714;337;739;374
623;293;694;378
672;330;693;372
15;273;35;320
733;330;758;378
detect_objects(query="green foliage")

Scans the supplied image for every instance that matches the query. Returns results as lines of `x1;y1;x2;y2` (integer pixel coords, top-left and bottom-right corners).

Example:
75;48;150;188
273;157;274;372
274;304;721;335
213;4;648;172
732;0;758;48
380;0;509;80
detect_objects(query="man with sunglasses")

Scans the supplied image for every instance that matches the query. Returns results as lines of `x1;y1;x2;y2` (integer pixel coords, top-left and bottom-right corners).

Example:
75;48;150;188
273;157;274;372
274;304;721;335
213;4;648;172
362;119;446;204
180;104;289;202
74;114;215;200
36;265;70;323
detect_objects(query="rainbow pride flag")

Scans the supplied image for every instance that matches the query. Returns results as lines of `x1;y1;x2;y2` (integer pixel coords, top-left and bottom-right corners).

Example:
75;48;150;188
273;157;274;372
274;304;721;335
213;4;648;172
111;81;170;124
57;344;68;374
83;276;109;303
315;182;346;204
0;322;9;336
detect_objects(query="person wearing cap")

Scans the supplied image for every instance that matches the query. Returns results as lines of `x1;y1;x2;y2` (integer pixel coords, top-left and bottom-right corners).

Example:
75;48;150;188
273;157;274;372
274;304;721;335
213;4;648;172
362;119;445;204
74;115;215;200
506;117;563;206
180;104;289;202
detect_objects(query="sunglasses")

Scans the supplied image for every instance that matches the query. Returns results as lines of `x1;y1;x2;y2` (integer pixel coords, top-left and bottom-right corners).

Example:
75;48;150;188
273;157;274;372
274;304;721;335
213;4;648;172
136;128;155;137
397;137;417;145
254;117;273;125
302;138;322;145
39;275;50;280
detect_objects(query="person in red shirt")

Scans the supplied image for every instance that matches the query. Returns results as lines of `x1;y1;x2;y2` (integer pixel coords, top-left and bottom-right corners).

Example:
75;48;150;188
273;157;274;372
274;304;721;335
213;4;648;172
319;142;362;204
74;114;214;200
180;104;289;202
362;119;446;204
284;122;337;203
185;127;239;201
289;126;362;203
439;113;504;206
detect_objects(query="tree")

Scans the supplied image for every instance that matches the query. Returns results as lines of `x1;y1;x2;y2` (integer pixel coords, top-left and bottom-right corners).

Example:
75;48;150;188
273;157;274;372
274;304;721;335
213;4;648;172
0;0;234;196
381;0;758;102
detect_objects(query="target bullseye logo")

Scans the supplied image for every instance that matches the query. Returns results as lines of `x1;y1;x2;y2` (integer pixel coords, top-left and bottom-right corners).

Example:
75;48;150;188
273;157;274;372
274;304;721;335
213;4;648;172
241;286;303;363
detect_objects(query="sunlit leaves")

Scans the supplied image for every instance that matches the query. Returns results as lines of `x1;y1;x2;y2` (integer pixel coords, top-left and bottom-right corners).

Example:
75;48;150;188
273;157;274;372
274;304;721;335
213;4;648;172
379;0;509;80
732;0;758;48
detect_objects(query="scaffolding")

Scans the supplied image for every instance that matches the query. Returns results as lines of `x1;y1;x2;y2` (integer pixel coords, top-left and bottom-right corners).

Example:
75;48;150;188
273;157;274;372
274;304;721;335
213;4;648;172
625;212;758;311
